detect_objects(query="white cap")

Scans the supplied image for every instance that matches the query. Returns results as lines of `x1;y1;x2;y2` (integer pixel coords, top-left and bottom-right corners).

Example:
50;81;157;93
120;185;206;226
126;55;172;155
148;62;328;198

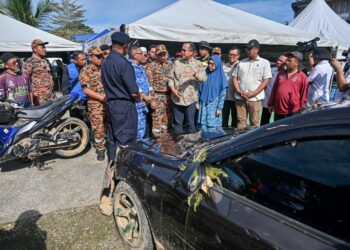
140;47;147;53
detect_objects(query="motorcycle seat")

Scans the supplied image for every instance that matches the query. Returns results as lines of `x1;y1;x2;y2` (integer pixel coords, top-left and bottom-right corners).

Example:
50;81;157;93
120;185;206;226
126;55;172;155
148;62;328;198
17;95;72;119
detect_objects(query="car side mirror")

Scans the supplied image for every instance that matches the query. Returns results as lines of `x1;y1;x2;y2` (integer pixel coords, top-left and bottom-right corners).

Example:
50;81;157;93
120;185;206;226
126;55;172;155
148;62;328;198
180;163;206;193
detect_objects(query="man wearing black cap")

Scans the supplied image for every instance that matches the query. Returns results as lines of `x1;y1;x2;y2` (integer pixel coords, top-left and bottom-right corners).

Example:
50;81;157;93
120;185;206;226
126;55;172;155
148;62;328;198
23;39;56;106
0;52;32;107
198;41;212;68
307;48;333;105
268;51;309;121
100;32;140;216
233;39;272;130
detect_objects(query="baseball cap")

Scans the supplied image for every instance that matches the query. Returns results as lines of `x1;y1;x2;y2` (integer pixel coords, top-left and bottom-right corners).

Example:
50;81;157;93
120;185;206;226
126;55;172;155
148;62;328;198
111;32;131;45
31;39;48;48
0;52;17;64
245;39;260;49
155;44;167;55
286;51;303;61
88;46;103;55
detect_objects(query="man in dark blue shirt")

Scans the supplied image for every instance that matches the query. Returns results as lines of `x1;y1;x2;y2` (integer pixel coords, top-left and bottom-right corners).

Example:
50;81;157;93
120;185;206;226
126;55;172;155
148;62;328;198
100;32;140;216
102;32;140;161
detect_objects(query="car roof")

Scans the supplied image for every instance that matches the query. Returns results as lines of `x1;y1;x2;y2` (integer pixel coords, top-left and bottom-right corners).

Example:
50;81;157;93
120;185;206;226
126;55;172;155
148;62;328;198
207;104;350;162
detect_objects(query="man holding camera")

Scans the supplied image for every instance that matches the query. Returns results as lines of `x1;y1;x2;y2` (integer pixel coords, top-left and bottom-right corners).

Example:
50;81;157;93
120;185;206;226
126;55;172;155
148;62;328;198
307;48;333;106
330;47;350;101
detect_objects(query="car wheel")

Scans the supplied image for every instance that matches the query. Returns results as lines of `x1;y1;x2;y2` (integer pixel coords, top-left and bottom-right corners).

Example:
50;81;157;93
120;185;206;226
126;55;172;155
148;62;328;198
113;181;154;250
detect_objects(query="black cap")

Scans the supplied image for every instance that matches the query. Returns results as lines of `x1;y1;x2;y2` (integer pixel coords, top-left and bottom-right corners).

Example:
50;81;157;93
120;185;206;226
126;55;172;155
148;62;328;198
286;51;303;61
0;52;17;64
246;39;260;49
198;41;212;50
313;48;331;60
111;32;131;45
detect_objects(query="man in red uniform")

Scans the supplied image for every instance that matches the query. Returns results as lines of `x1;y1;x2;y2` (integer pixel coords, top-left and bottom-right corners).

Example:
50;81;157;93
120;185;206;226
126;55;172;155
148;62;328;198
268;51;309;121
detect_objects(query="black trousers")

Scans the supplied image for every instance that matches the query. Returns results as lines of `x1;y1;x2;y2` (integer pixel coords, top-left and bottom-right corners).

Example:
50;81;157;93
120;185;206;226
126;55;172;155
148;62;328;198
173;103;196;133
260;107;271;126
222;100;237;128
106;100;137;162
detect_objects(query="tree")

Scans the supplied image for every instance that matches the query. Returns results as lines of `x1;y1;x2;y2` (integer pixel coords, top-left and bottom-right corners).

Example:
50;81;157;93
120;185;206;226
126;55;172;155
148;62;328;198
50;0;93;40
0;0;57;28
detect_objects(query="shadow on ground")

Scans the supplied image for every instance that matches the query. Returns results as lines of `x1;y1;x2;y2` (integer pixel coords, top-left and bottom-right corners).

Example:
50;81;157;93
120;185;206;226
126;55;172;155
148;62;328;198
0;205;125;250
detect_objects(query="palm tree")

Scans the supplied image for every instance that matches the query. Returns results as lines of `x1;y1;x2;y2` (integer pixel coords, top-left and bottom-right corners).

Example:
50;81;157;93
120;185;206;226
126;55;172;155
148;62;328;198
0;0;57;28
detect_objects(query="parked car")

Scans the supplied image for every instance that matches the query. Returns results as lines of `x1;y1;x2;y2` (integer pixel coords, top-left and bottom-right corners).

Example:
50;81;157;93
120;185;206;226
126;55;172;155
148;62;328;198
111;102;350;250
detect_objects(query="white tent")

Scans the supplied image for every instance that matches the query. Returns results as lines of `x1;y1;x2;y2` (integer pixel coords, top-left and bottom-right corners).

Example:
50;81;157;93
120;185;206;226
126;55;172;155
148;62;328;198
289;0;350;57
0;14;81;52
86;0;336;49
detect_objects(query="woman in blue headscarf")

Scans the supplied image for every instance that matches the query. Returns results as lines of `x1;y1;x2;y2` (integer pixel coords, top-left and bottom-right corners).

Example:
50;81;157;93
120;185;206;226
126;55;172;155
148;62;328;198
197;55;228;131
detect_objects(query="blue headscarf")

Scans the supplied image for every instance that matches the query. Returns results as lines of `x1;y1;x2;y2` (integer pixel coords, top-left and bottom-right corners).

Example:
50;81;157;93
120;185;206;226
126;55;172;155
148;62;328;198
199;55;228;104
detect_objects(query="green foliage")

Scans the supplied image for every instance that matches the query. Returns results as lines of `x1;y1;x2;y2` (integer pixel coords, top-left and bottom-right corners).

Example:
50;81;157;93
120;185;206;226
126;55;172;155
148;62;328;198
50;0;93;40
187;165;228;212
0;0;57;28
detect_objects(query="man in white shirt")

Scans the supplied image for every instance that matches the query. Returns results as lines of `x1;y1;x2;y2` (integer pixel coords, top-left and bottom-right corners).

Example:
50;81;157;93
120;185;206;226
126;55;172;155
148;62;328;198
330;58;350;101
222;47;240;128
233;39;272;130
261;54;287;125
307;48;333;105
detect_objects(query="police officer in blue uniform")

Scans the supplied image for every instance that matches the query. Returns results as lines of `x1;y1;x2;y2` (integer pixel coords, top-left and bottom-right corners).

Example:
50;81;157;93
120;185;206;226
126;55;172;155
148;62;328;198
101;32;140;162
99;32;141;216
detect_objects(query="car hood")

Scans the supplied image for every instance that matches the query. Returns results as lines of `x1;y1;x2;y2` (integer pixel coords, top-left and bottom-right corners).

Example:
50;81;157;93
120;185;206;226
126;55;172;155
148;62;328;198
138;130;234;158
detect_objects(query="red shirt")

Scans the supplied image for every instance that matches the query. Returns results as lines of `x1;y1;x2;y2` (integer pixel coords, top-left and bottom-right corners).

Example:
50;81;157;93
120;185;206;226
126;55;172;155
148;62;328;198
268;70;309;115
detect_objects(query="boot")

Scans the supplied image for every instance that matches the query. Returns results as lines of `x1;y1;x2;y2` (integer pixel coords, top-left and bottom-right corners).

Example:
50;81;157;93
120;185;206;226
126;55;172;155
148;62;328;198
97;149;105;161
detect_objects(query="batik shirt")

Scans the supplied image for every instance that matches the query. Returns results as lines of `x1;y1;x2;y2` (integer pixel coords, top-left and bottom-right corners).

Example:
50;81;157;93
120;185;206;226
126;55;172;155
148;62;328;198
129;58;150;111
146;60;173;93
23;56;54;97
168;58;207;106
79;64;105;104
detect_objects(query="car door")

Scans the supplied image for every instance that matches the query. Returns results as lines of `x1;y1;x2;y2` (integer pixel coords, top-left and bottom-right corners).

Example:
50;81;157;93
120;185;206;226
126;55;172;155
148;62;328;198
185;137;350;249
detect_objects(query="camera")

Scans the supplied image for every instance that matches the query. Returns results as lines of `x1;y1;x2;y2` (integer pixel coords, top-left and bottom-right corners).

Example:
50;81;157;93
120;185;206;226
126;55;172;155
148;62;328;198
296;37;320;53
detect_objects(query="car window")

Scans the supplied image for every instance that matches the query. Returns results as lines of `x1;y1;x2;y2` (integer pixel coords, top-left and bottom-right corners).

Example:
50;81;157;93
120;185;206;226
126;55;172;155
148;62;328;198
218;138;350;242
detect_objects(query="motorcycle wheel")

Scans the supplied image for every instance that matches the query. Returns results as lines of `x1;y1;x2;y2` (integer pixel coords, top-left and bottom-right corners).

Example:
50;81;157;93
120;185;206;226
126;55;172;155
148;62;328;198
54;117;89;158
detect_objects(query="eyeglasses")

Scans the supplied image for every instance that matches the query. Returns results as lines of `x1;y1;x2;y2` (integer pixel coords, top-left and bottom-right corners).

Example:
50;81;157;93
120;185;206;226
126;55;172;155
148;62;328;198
7;60;19;66
93;54;104;59
181;49;193;52
229;53;238;57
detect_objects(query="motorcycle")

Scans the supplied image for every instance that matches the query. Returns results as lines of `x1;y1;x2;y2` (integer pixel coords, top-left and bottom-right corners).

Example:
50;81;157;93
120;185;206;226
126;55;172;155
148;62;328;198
0;94;89;170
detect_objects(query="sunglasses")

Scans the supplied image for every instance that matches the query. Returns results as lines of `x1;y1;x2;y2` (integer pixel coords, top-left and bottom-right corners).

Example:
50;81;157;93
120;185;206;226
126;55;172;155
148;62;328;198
93;54;103;59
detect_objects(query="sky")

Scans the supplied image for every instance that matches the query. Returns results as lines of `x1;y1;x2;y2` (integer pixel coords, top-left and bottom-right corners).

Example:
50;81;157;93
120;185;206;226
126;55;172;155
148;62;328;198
35;0;296;32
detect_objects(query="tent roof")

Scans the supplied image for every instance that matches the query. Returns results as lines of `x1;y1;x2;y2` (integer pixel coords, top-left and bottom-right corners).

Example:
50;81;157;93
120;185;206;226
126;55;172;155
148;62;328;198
126;0;335;46
0;14;81;52
289;0;350;53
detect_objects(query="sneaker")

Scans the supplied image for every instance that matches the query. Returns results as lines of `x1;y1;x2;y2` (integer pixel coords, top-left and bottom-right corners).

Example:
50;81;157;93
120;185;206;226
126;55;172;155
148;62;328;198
97;149;105;161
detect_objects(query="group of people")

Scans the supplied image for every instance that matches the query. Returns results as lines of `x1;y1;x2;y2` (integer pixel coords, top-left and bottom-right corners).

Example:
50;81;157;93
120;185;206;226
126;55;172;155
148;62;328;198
1;34;350;164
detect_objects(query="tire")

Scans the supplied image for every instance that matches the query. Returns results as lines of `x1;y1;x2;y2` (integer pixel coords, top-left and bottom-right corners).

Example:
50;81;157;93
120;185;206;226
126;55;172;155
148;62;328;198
113;181;154;250
54;117;89;158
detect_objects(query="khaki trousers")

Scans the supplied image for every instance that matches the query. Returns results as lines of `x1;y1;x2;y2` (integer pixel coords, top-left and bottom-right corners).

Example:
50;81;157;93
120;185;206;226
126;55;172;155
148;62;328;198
235;100;262;130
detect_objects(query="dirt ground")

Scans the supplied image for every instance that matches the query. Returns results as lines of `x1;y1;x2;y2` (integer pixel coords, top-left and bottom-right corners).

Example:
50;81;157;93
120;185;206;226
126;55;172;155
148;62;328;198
0;205;127;250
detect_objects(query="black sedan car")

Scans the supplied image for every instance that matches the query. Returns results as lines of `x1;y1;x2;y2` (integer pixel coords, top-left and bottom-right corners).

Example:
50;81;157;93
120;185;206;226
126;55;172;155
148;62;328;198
111;103;350;250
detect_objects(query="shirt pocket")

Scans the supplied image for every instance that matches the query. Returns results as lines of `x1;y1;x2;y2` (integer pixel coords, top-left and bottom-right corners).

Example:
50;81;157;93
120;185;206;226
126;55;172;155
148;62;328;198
252;66;263;81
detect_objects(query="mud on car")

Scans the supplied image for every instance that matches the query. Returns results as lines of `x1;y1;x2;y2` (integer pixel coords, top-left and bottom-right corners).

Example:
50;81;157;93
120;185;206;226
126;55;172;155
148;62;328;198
110;102;350;250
